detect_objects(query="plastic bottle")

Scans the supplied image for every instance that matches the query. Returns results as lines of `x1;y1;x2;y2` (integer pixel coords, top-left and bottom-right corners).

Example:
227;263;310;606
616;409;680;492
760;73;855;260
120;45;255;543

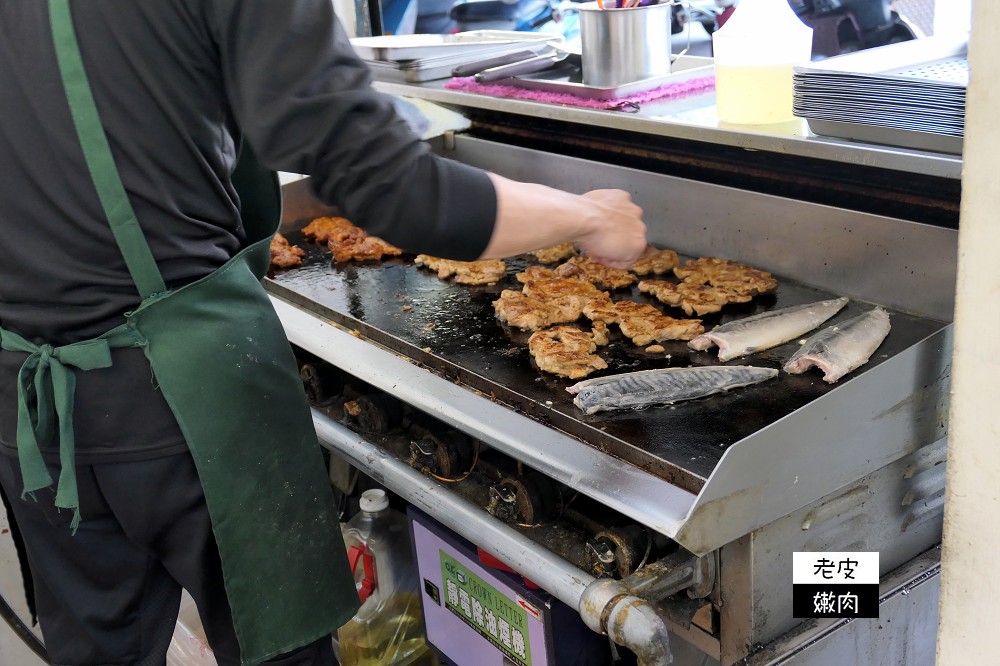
338;490;437;666
712;0;813;124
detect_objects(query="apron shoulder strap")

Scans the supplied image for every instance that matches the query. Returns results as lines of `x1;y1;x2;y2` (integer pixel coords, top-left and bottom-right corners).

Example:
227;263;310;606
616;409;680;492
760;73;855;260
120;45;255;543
49;0;282;288
49;0;167;299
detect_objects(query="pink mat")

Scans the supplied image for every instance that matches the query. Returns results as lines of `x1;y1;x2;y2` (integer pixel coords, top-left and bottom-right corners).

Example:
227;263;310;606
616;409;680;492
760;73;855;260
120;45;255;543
444;75;715;111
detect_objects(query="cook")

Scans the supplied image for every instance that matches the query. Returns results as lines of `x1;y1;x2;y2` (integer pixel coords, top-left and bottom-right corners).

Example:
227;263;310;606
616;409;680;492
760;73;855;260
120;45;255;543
0;1;646;664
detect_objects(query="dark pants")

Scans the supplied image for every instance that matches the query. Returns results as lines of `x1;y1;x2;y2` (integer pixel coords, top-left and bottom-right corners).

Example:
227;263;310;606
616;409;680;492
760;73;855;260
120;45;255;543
0;451;336;666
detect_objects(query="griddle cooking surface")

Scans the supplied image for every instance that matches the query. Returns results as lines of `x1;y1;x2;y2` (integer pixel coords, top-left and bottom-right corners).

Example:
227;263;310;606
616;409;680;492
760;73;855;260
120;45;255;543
266;230;945;492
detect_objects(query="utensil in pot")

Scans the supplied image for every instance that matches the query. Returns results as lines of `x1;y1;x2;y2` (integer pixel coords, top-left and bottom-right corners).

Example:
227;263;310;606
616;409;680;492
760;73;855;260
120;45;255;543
578;1;673;86
451;49;541;77
474;43;582;83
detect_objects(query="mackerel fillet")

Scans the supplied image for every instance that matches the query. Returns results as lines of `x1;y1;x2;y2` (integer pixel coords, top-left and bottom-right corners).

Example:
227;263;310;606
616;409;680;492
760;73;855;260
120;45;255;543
689;297;849;362
567;366;779;414
783;307;891;384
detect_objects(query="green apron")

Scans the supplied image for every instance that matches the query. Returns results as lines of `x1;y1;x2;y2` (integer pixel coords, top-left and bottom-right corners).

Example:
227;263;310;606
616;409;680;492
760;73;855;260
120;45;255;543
0;1;360;662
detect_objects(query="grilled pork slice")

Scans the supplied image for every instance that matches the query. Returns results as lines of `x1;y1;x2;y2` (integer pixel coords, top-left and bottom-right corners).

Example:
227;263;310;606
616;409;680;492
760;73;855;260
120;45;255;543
494;290;581;331
581;296;621;324
415;255;507;285
630;246;681;275
673;257;778;296
303;216;403;262
529;243;577;264
522;278;608;322
616;302;704;347
495;277;608;331
301;216;357;243
638;280;754;316
584;297;704;347
528;324;610;379
521;276;602;304
328;232;403;263
555;255;636;289
269;232;305;268
516;265;559;283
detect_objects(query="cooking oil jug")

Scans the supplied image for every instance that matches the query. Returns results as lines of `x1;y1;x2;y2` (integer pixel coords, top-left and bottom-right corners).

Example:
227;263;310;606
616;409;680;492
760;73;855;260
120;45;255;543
339;490;437;666
712;0;813;124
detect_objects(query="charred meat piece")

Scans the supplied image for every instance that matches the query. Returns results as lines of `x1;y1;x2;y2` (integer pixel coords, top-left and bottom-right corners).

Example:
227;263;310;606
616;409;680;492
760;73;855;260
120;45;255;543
707;275;778;299
615;302;704;346
522;277;607;317
674;257;778;296
269;232;306;269
673;257;744;280
528;324;609;379
303;216;403;263
301;216;357;243
516;265;560;283
638;280;753;316
521;275;601;301
529;243;577;264
630;246;681;275
328;232;403;263
584;298;704;346
590;319;610;346
581;295;622;324
495;277;608;331
555;255;636;290
415;255;507;285
494;290;583;331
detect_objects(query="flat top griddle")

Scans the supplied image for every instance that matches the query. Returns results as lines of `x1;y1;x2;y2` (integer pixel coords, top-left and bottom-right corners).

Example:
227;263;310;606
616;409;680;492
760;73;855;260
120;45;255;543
266;229;946;493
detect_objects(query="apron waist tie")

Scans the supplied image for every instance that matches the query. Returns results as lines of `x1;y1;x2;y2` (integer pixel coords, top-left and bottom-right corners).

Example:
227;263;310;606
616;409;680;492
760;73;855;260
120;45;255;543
0;325;141;533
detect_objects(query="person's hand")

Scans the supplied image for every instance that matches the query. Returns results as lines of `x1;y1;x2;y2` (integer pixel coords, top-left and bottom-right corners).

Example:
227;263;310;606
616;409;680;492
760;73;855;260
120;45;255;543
574;189;648;268
477;175;648;263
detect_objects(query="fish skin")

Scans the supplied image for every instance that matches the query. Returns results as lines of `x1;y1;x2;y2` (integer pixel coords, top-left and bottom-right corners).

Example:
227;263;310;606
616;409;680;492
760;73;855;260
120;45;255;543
783;307;891;383
567;366;779;414
688;297;849;362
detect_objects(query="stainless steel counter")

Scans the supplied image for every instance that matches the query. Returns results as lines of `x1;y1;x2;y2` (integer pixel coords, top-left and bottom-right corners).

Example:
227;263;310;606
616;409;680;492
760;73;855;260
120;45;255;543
372;77;963;180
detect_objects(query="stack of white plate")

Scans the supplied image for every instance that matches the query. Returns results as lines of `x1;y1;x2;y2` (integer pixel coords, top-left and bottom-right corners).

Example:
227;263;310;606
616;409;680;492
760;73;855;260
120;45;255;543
793;34;968;154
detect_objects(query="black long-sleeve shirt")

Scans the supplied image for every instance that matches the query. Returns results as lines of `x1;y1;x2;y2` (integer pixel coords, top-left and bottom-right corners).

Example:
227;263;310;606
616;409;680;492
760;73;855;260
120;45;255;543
0;1;497;461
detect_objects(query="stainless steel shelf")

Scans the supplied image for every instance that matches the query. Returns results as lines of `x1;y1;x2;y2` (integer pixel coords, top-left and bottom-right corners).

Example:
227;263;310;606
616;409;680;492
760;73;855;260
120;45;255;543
373;78;963;180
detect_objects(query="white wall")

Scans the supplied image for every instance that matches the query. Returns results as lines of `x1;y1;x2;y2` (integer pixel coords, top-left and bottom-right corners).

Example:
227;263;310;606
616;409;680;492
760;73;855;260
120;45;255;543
934;0;972;35
936;0;1000;663
332;0;359;38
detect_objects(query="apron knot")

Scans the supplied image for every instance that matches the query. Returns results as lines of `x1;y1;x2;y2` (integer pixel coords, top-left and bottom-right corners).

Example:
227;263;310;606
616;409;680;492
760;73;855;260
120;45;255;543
1;327;131;534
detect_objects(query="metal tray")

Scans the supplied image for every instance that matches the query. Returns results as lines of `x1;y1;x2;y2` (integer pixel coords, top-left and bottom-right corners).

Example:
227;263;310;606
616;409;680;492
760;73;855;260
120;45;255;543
365;61;446;83
365;43;550;83
793;34;968;154
351;31;556;62
807;118;963;155
793;33;969;86
504;54;714;100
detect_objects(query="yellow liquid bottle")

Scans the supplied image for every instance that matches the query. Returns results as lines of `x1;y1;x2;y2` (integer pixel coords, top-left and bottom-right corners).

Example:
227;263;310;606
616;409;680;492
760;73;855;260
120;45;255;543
712;0;813;125
339;491;438;666
339;592;438;666
714;62;797;124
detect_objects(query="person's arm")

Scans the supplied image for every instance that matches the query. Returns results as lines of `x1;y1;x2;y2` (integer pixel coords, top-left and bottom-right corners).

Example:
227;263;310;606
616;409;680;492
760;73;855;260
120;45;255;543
211;1;647;266
211;0;495;260
479;174;647;267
